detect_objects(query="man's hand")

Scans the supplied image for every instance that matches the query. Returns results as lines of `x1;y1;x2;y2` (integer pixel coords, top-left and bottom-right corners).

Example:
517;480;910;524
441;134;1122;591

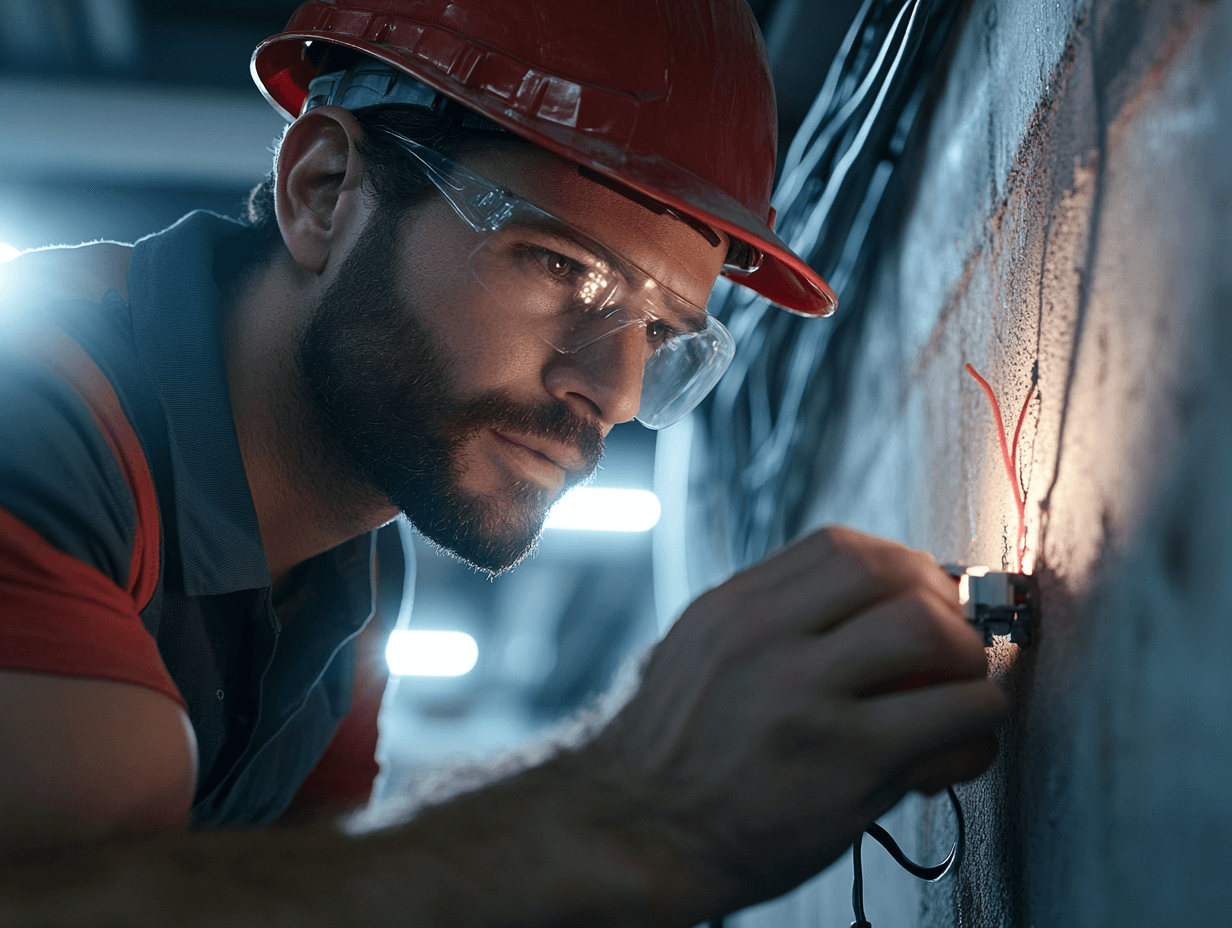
0;526;1005;928
583;526;1007;915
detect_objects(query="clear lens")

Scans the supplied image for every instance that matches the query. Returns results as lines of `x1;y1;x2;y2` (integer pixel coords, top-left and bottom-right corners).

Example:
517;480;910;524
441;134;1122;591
388;130;733;429
466;213;654;354
634;315;735;428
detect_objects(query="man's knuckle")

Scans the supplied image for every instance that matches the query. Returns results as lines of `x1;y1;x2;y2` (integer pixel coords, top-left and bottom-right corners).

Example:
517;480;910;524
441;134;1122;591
812;524;843;546
689;585;725;616
716;565;765;603
831;545;880;590
812;526;921;591
899;596;950;654
812;524;857;556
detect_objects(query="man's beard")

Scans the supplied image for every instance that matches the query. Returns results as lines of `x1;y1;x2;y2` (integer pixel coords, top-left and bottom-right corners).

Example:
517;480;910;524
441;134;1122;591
295;210;603;573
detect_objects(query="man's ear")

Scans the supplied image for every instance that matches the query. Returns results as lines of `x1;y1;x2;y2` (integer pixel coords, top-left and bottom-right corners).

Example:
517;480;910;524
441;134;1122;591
275;106;368;275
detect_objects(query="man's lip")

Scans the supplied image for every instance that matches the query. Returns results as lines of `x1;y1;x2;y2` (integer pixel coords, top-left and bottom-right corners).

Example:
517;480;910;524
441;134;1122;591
492;429;586;474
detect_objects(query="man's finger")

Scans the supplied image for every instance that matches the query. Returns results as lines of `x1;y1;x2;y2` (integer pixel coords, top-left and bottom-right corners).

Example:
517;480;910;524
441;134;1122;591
805;588;985;695
850;678;1008;776
712;526;960;637
901;732;1001;795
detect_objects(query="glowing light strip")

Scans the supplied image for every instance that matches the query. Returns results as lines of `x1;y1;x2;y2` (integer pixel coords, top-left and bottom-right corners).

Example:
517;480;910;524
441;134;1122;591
544;488;661;532
386;630;478;677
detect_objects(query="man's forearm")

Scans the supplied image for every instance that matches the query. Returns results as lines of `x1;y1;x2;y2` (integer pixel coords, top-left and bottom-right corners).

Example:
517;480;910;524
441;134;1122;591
0;751;714;928
1;527;1012;926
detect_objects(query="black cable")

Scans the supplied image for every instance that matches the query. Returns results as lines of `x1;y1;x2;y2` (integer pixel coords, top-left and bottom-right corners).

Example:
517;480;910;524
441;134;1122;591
851;831;871;927
850;786;964;927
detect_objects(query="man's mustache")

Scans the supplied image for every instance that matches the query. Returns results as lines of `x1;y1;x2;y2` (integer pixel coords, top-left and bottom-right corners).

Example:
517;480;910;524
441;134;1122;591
450;393;605;475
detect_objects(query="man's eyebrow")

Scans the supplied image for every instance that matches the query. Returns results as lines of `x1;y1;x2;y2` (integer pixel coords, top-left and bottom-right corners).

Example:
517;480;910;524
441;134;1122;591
506;217;622;269
667;301;709;334
506;217;711;331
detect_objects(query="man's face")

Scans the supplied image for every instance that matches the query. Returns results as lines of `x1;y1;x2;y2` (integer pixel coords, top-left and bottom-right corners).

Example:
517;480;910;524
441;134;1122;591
297;144;726;573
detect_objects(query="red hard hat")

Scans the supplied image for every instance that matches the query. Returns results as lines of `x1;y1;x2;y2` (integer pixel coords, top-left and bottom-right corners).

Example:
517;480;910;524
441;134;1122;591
252;0;837;317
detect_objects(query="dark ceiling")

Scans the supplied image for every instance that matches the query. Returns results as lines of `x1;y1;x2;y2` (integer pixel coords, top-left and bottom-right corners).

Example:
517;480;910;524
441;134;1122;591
0;0;856;148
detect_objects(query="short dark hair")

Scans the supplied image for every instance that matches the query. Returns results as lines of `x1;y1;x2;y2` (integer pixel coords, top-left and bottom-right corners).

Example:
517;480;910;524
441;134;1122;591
244;103;521;257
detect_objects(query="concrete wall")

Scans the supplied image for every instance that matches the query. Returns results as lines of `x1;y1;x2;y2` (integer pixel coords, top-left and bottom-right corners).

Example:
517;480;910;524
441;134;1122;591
700;0;1231;923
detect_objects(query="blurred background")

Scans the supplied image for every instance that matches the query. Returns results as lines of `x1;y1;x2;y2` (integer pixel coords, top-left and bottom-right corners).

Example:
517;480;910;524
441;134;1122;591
0;0;860;790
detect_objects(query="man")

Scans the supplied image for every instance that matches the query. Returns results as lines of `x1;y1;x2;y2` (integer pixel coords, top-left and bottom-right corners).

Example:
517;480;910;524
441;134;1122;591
0;1;1005;924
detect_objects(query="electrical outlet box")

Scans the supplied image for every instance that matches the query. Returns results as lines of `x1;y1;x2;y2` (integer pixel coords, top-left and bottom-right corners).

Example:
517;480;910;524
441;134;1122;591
944;566;1035;646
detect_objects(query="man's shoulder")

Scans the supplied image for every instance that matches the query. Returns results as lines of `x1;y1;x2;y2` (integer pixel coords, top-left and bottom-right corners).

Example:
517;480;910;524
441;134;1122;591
0;331;143;588
0;241;133;314
0;242;154;591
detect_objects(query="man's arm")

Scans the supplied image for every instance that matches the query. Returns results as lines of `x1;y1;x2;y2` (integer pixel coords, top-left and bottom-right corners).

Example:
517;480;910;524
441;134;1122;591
0;673;197;856
0;749;684;928
0;527;1005;927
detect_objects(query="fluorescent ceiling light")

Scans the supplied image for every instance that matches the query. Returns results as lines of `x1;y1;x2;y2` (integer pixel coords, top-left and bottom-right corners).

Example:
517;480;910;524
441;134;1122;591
0;243;19;262
386;630;479;677
544;487;661;532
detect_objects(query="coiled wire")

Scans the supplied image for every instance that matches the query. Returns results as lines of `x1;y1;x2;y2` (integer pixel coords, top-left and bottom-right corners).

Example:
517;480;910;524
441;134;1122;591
852;786;965;926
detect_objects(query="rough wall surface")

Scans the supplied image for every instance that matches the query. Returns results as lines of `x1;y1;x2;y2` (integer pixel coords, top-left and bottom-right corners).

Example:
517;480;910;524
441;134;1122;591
719;0;1232;924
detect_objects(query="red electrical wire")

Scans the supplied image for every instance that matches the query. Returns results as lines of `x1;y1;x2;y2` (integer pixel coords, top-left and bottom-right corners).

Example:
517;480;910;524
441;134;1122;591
965;364;1035;573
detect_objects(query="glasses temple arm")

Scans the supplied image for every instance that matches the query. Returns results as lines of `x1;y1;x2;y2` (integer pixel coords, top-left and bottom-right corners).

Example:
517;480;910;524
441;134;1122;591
381;129;513;232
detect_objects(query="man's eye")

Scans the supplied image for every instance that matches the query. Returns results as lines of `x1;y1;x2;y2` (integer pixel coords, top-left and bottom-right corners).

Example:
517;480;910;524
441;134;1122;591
532;248;577;279
646;319;676;342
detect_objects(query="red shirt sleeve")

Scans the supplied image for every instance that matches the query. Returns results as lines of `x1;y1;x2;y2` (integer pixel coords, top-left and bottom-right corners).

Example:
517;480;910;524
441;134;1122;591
0;508;183;708
0;325;181;708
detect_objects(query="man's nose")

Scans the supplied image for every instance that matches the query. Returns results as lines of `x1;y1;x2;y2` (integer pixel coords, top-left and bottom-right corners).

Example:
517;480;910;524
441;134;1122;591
544;325;645;426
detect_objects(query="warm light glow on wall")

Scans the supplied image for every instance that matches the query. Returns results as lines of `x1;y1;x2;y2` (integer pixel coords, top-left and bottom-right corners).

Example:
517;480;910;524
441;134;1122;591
544;487;661;532
386;630;479;677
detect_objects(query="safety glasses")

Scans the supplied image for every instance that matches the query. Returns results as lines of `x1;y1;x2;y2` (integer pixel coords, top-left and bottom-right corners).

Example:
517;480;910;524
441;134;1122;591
382;130;735;429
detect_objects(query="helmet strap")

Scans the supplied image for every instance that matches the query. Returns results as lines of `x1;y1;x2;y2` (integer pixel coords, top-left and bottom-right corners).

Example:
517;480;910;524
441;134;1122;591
303;56;515;140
